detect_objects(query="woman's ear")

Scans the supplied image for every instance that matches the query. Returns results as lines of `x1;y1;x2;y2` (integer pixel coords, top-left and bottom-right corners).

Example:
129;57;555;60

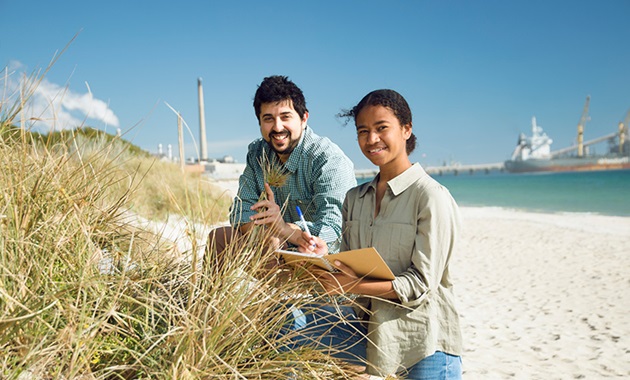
403;123;412;139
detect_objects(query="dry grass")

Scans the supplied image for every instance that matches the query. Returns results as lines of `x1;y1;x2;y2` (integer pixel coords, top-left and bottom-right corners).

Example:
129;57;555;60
0;61;365;379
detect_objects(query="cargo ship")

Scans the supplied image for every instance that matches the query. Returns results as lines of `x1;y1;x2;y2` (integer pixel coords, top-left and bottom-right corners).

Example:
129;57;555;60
504;98;630;173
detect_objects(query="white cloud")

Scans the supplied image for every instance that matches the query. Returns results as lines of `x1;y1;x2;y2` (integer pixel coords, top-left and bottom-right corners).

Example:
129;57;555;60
7;60;24;71
31;79;120;130
4;62;120;131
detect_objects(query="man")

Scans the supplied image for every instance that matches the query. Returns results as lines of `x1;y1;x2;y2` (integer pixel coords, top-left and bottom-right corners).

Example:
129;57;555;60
206;75;356;267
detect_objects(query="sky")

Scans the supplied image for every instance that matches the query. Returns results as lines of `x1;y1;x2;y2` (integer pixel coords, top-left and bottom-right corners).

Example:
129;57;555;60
1;0;629;169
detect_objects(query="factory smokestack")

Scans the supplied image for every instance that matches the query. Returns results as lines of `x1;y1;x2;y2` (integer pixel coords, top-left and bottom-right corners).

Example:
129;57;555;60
198;77;208;161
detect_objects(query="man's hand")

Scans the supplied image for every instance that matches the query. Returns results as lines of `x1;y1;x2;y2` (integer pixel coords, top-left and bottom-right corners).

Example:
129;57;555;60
249;183;316;247
250;183;284;229
296;235;328;255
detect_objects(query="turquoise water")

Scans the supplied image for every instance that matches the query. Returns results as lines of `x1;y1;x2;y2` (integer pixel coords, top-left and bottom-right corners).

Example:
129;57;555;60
359;169;630;216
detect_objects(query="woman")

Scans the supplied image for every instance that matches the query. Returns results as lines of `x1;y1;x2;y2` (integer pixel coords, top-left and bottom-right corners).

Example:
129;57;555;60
302;89;463;379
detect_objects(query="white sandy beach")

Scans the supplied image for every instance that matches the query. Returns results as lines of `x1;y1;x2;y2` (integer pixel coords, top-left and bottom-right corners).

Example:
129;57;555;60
457;207;630;379
207;179;630;379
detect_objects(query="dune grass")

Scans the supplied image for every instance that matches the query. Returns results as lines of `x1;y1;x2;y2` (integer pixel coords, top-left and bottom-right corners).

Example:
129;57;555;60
0;66;365;379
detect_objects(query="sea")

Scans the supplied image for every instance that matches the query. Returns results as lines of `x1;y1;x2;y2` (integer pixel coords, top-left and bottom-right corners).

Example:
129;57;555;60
358;169;630;217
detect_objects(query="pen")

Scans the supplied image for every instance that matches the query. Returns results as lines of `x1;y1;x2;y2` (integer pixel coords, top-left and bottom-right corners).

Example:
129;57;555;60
296;206;316;248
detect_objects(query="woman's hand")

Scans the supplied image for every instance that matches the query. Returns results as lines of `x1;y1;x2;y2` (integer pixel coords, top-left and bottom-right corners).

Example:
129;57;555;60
316;260;361;295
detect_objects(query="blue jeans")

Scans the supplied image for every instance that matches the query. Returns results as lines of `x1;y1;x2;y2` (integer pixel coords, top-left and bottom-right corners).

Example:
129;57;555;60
285;303;367;366
402;351;463;380
285;305;462;379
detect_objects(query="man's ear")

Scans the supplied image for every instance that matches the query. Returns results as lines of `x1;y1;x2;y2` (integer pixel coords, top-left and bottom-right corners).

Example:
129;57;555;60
302;111;309;127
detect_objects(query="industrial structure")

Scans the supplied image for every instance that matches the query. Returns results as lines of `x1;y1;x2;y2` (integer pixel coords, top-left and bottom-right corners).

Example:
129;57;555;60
504;97;630;173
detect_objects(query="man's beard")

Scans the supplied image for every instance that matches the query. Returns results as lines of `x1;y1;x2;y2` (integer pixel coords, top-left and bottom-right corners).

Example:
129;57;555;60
267;131;299;156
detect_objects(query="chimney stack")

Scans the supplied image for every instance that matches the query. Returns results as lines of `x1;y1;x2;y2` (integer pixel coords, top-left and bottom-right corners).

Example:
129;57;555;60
198;77;208;161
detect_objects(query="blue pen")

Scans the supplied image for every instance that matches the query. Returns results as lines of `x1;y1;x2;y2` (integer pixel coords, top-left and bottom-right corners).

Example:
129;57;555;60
296;206;316;247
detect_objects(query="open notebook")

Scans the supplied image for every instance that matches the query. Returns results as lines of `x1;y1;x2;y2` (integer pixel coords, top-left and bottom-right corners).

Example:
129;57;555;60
275;247;395;280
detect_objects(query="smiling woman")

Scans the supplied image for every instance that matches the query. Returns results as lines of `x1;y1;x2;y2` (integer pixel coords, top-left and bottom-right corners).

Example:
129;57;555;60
298;89;463;379
355;102;413;178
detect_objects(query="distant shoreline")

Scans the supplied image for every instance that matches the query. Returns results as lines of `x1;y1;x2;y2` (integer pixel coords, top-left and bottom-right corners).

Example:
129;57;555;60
209;177;630;218
208;169;630;217
198;161;507;180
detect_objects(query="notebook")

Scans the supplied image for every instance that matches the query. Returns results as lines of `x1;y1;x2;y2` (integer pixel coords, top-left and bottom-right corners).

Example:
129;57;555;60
275;247;395;280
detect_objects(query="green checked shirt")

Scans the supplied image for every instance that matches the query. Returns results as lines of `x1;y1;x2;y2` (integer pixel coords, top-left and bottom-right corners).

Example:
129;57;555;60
229;126;357;252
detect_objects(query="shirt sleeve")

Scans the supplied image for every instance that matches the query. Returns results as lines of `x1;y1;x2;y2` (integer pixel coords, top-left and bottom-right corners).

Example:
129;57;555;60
306;148;356;251
392;186;460;307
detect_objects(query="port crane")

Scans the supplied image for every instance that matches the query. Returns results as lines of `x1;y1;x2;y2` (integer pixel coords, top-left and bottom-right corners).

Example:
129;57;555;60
549;97;629;158
576;96;590;157
619;108;630;154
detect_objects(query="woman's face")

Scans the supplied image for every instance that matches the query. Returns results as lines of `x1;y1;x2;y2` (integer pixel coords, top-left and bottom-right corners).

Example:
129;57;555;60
355;105;411;169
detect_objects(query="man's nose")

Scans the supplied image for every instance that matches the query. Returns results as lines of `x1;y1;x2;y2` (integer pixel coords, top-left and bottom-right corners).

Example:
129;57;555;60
272;118;285;131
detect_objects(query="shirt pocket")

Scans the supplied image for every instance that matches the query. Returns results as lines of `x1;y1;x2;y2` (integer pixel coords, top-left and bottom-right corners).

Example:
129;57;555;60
343;220;362;250
373;223;416;274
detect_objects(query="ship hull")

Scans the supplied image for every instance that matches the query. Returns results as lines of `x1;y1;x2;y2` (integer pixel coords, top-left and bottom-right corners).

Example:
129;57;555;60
504;156;630;173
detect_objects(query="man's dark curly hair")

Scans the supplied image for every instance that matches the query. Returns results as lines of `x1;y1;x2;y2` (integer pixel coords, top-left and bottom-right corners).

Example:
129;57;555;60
339;89;417;155
253;75;308;122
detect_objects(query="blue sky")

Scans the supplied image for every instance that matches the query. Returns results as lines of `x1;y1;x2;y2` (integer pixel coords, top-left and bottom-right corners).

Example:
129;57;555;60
2;0;629;169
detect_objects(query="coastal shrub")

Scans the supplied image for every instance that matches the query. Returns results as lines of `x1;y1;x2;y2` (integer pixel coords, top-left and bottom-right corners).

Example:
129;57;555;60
0;63;363;378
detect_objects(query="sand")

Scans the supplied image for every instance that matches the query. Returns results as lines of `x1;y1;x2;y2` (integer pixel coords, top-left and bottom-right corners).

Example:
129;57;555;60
207;179;630;379
457;207;630;379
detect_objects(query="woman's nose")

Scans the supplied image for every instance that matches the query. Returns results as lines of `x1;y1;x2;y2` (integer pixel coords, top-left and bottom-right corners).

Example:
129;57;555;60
367;131;380;143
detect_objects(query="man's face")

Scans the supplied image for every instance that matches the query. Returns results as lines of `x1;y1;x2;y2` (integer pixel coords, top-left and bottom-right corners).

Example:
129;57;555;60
259;99;308;162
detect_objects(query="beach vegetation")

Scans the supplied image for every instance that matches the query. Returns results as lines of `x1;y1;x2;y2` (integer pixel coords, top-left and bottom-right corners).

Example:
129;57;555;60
0;62;364;378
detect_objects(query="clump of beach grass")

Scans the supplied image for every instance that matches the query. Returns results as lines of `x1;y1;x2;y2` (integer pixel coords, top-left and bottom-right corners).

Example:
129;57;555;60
244;150;290;249
0;62;365;379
